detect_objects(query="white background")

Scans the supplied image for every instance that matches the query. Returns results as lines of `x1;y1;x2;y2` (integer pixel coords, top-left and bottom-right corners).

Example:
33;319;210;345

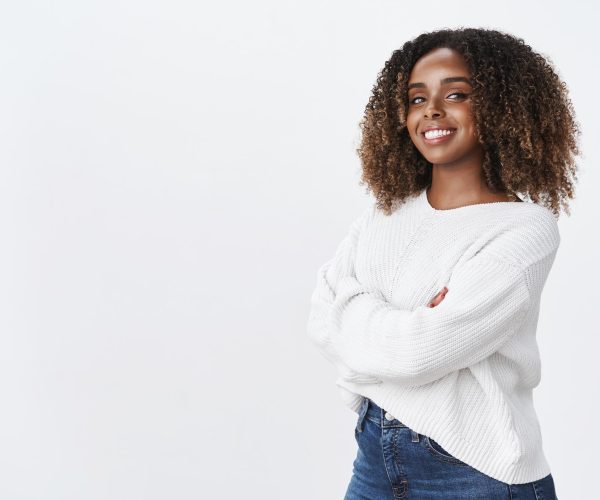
0;1;597;498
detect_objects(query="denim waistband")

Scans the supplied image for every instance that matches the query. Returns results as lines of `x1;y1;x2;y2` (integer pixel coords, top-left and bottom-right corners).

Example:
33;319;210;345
358;397;410;429
356;398;422;444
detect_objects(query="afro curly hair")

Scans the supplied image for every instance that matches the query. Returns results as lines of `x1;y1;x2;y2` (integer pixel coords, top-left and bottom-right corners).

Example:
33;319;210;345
357;27;581;218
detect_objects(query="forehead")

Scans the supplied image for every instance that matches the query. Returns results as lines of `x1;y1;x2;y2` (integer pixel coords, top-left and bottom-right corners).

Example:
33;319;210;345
408;47;470;83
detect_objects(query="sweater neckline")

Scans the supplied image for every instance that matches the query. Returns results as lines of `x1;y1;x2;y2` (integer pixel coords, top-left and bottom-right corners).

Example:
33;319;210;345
420;187;525;214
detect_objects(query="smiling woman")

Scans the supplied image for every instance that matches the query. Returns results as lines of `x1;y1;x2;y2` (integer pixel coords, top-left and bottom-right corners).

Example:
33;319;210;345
307;27;579;500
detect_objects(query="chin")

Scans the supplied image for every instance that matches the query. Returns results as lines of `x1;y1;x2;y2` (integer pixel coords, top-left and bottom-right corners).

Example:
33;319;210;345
419;151;459;165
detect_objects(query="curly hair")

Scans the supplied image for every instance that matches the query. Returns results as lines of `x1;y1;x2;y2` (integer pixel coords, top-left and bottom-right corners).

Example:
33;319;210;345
357;27;581;217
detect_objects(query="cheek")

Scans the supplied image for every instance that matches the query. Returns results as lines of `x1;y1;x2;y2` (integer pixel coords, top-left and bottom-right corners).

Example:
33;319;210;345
458;107;476;128
406;113;418;137
453;110;476;136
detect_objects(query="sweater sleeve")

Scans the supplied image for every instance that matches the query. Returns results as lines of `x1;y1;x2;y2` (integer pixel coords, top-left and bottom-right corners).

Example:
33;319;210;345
306;206;381;384
327;254;537;387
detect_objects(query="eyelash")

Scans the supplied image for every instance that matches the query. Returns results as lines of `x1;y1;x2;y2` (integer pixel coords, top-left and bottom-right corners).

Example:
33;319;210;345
409;92;468;105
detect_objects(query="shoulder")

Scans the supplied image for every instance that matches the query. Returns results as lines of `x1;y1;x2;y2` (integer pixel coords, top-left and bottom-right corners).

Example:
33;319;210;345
354;201;378;227
475;203;561;269
514;202;560;252
339;201;379;241
351;200;381;229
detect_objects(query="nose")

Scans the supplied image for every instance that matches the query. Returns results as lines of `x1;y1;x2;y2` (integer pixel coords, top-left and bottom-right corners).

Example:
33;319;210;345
424;96;445;119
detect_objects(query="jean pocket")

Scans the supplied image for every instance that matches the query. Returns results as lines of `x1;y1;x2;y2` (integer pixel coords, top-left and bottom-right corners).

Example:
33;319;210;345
424;435;468;466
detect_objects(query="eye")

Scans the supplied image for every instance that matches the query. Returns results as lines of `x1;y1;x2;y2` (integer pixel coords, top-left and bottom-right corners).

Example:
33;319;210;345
409;92;469;105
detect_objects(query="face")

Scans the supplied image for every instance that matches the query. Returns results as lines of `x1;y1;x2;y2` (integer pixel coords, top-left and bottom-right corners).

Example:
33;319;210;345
406;47;484;167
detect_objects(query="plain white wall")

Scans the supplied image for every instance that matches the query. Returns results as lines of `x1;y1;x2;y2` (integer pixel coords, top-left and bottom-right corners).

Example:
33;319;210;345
0;0;597;498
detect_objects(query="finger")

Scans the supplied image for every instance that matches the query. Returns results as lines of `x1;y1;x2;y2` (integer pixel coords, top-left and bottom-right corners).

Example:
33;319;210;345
429;287;449;307
429;296;441;307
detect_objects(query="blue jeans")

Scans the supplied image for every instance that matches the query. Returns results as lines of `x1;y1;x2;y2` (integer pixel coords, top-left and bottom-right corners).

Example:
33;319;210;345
344;398;558;499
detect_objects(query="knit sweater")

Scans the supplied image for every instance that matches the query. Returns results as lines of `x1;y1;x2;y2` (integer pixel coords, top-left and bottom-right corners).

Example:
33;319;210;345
306;186;560;485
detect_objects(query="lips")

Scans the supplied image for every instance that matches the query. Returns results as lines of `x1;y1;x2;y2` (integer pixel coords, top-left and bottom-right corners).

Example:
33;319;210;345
421;128;457;144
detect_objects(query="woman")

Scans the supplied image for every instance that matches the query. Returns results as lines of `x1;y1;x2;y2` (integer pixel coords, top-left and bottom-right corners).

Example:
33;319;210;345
307;28;579;499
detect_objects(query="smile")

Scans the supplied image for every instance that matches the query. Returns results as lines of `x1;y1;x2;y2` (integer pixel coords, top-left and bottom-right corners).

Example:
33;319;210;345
422;128;457;144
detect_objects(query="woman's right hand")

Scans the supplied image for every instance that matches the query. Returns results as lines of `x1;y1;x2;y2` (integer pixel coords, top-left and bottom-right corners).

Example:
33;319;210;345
428;286;448;308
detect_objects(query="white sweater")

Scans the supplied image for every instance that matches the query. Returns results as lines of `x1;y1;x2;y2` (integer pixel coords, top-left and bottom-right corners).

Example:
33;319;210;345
307;186;560;485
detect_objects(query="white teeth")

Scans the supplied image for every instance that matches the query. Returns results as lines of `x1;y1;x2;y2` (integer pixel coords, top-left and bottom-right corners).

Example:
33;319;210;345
424;129;455;139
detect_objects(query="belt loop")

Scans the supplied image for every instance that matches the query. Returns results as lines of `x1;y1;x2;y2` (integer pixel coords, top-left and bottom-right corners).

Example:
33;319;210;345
356;397;369;433
411;429;420;442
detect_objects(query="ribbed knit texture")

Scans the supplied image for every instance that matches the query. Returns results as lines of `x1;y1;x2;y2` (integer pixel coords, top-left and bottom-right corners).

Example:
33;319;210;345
307;187;560;485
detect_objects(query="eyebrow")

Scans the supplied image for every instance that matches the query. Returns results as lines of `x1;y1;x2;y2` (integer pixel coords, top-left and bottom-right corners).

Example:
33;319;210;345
407;76;472;90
